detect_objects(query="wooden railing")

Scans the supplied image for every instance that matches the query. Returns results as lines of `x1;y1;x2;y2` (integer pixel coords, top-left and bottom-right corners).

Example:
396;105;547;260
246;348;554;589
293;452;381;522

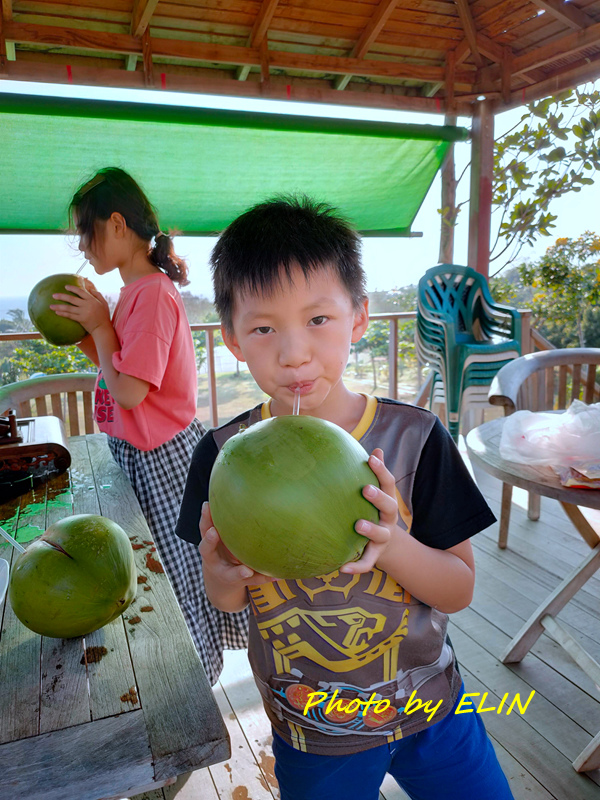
0;312;418;428
188;313;420;426
0;309;543;429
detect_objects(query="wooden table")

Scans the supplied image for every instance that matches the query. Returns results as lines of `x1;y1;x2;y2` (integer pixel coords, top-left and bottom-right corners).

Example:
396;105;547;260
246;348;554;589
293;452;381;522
0;433;230;800
466;416;600;773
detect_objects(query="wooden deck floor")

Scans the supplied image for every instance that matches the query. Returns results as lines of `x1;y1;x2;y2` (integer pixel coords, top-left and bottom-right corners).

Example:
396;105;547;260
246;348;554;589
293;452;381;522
133;446;600;800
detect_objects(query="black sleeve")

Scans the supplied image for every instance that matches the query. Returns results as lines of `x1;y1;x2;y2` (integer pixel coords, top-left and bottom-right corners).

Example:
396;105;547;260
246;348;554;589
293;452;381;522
410;416;496;550
175;430;219;545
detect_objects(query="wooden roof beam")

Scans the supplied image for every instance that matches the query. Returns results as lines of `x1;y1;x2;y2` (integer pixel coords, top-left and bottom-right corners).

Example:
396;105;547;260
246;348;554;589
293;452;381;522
454;33;513;67
445;48;456;110
2;59;473;115
141;26;153;87
500;51;600;110
455;39;470;66
334;0;400;91
131;0;159;39
3;21;476;86
1;0;12;61
477;33;507;65
501;47;512;104
454;0;483;67
0;13;5;68
237;0;280;81
514;20;600;74
528;0;594;30
128;0;159;72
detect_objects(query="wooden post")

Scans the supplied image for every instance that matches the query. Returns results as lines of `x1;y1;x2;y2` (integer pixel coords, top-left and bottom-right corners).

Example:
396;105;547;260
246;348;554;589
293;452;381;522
206;329;218;429
468;99;494;278
260;39;270;95
438;113;457;264
519;309;532;355
141;27;154;88
0;11;6;69
388;317;398;400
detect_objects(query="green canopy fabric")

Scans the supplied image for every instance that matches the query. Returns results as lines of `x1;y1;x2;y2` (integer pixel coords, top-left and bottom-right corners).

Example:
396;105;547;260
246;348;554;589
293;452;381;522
0;92;468;236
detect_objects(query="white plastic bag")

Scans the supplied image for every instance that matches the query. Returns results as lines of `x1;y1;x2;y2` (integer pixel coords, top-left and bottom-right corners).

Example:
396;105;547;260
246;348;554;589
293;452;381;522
499;400;600;466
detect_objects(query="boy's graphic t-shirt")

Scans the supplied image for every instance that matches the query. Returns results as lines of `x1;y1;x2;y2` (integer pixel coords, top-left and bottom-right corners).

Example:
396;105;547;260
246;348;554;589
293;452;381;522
176;397;496;755
94;272;198;451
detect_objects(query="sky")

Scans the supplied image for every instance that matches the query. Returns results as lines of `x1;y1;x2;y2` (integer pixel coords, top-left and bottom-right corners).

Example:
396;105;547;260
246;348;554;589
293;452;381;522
2;78;600;307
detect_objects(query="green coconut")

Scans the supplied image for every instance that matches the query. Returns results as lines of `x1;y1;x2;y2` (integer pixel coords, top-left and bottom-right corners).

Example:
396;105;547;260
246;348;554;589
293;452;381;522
208;415;379;579
28;273;87;346
8;514;137;638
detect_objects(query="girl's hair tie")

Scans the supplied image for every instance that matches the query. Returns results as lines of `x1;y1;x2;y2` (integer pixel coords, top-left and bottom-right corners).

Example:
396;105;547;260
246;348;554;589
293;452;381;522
155;231;168;239
75;173;105;199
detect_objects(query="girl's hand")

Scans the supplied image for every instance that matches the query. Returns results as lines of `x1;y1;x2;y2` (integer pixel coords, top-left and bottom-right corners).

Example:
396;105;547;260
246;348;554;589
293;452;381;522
50;282;111;335
199;501;276;588
340;448;400;574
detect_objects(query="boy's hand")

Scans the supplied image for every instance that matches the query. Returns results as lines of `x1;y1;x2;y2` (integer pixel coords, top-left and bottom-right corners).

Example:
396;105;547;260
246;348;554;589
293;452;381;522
340;448;400;574
199;501;276;588
50;282;111;335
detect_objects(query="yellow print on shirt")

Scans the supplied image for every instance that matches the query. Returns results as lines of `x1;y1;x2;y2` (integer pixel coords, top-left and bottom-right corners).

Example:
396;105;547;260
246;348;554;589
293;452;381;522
256;606;410;672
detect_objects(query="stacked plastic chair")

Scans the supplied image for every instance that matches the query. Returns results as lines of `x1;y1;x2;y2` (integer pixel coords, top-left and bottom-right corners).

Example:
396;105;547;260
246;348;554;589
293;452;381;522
416;265;521;441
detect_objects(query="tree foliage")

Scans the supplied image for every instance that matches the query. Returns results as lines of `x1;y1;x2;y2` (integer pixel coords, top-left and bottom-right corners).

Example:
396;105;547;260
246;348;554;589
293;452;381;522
443;85;600;271
8;340;94;378
519;232;600;347
0;309;31;333
491;86;600;269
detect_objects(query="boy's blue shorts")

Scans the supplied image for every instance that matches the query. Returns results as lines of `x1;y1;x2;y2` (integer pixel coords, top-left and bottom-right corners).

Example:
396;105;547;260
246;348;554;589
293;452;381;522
271;682;515;800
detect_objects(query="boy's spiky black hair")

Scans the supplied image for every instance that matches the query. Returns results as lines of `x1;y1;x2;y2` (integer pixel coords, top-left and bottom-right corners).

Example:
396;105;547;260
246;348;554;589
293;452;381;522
211;195;366;332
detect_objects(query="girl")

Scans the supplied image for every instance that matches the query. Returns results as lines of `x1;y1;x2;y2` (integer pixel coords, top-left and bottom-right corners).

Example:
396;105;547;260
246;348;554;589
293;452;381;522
50;167;248;684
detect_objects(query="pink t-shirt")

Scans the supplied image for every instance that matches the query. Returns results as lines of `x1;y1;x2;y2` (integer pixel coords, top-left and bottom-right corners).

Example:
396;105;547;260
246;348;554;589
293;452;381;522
94;272;198;451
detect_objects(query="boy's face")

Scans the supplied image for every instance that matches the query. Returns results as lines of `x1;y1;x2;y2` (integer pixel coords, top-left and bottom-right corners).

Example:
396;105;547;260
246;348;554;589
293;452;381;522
222;265;369;419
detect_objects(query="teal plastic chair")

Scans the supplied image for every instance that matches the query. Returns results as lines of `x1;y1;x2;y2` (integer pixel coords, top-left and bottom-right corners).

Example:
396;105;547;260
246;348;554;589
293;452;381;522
416;265;521;441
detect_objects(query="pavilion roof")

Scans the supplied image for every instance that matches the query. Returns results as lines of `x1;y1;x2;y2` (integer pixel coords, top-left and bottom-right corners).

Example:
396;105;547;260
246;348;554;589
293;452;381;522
2;0;600;116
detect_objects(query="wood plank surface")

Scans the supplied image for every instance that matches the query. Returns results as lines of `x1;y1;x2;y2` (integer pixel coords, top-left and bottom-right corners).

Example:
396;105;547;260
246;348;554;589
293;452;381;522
0;433;229;798
458;665;600;799
36;468;92;735
486;734;556;799
0;490;42;745
0;710;154;800
453;605;600;736
39;633;90;734
0;584;41;744
211;679;278;800
85;434;230;782
69;437;138;720
450;624;599;770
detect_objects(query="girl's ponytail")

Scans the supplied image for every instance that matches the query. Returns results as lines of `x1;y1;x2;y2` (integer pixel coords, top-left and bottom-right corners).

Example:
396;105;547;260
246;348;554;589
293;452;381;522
149;231;189;286
71;168;189;286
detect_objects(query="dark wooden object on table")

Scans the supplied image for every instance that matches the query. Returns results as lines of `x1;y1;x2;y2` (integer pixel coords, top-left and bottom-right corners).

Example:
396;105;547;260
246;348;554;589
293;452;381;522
0;432;230;800
0;415;71;502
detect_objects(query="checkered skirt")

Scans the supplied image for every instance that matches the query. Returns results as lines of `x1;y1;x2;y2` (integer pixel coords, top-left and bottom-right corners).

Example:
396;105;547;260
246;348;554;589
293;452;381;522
107;418;249;686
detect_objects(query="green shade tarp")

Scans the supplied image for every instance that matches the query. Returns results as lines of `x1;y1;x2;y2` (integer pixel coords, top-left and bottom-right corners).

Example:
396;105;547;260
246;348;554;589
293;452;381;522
0;93;468;236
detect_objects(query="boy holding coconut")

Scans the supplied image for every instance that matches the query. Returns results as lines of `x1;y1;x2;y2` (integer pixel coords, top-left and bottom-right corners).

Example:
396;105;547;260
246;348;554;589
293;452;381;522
176;196;514;800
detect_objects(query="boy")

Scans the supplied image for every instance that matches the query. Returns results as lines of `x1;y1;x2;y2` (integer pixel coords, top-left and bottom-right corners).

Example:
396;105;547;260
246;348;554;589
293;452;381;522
176;196;514;800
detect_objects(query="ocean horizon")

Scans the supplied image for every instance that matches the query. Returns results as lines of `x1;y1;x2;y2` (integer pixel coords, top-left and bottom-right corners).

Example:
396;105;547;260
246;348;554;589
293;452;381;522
0;297;28;319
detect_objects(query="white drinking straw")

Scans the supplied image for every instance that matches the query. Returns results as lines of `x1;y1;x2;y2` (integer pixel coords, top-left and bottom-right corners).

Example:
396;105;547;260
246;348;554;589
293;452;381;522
0;526;26;554
293;388;301;416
